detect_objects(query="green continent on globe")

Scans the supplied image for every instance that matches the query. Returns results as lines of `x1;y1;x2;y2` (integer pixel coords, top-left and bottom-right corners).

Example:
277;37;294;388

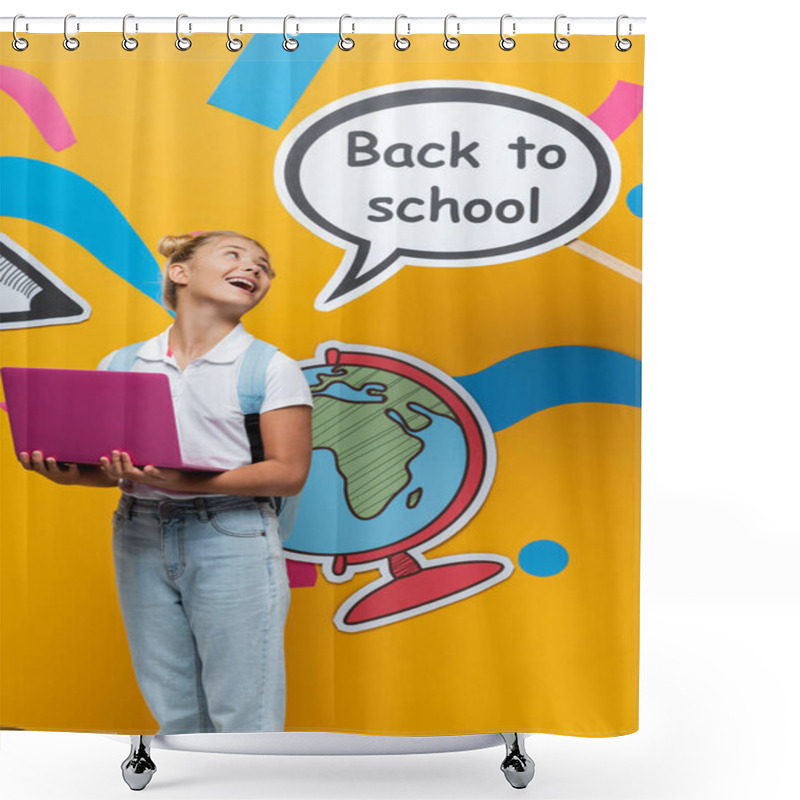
309;364;457;520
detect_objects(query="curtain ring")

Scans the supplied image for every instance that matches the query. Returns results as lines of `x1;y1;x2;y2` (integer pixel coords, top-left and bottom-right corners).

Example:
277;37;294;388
12;15;29;51
443;13;460;51
338;14;355;50
63;13;80;51
227;15;243;51
553;14;570;51
499;14;516;50
176;14;192;51
394;15;410;51
122;14;139;51
615;15;632;51
283;15;299;51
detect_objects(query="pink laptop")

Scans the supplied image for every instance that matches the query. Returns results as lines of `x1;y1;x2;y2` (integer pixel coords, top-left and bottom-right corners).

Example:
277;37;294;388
0;366;224;472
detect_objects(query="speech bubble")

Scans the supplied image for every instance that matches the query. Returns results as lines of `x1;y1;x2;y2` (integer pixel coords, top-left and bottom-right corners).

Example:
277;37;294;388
274;81;621;312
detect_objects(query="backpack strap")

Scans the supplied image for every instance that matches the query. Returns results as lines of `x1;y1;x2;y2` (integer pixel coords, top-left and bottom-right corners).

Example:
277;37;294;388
106;341;147;371
105;336;293;525
237;339;279;507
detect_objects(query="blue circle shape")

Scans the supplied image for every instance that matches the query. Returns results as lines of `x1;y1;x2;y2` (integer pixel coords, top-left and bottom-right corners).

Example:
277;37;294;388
626;184;643;217
519;540;569;577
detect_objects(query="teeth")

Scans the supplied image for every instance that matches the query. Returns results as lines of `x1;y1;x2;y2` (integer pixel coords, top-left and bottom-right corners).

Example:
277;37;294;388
227;278;255;292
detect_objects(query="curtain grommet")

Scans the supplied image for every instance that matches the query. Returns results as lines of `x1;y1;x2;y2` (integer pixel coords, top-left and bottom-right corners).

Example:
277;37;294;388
394;15;411;50
12;15;29;51
226;15;243;52
499;14;516;50
443;14;460;51
63;13;80;51
175;14;192;51
615;15;632;51
553;14;570;51
121;14;138;51
283;15;299;51
338;14;355;51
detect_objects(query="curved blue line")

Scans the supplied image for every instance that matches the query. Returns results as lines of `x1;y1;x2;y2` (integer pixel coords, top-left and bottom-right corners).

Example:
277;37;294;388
454;346;641;432
0;157;167;309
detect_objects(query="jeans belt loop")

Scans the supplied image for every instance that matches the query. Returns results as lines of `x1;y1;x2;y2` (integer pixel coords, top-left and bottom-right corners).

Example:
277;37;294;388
194;497;209;521
125;496;135;519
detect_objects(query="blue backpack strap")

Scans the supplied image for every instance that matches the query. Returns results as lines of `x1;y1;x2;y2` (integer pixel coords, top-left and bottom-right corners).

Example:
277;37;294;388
106;341;147;371
237;339;282;509
237;339;278;415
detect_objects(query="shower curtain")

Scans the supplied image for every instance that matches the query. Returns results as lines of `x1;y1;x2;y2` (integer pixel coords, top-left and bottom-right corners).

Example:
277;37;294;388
0;29;644;737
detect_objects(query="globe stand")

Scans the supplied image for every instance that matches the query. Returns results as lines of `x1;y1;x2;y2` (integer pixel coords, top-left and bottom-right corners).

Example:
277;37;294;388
341;551;507;628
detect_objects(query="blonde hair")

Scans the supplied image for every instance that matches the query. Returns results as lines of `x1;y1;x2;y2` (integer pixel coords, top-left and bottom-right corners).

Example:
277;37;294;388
157;230;275;312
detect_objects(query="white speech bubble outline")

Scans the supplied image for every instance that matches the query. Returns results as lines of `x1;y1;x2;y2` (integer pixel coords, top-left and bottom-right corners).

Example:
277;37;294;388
274;80;622;312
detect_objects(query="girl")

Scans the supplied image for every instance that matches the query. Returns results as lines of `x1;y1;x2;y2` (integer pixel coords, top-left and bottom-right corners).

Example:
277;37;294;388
18;230;313;734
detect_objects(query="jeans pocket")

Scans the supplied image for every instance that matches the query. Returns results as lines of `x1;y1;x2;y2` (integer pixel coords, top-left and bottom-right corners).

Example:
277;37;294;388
209;505;267;537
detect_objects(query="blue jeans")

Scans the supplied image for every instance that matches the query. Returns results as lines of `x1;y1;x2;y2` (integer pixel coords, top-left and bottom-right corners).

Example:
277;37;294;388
111;493;290;734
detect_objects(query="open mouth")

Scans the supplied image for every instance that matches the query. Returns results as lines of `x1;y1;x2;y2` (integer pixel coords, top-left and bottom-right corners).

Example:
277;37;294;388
225;277;257;294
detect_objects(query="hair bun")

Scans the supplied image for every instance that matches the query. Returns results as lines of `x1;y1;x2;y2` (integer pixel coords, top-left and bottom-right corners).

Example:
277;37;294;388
157;234;195;259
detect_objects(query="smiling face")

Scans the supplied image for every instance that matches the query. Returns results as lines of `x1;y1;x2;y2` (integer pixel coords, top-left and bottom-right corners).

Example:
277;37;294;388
168;235;273;314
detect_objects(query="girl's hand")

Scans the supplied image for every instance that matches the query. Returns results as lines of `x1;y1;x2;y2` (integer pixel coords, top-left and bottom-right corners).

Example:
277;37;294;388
18;450;81;485
99;450;187;489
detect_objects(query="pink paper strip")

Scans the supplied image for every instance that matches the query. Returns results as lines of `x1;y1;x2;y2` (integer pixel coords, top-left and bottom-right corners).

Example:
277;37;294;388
0;66;76;151
588;80;644;141
287;559;317;588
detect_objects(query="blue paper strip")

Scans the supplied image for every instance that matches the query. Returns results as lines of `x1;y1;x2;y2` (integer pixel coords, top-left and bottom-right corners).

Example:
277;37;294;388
208;34;340;130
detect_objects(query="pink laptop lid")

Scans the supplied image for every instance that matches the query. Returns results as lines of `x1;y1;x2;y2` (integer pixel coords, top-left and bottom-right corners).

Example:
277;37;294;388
0;367;223;472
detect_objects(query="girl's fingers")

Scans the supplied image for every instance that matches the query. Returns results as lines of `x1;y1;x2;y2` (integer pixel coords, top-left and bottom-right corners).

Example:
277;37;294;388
89;451;149;481
44;456;74;475
121;451;136;473
20;450;79;482
120;451;148;480
101;452;122;478
143;465;164;481
30;450;47;472
112;450;129;478
39;453;57;473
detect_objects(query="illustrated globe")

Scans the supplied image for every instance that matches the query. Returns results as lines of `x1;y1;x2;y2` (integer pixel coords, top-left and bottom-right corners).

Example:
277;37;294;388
283;342;494;564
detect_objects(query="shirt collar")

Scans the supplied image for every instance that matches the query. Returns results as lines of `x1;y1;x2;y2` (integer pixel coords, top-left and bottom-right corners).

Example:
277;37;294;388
136;322;254;364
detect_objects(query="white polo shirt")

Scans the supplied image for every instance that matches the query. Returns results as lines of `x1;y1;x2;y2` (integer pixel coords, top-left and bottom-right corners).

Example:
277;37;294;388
97;322;313;501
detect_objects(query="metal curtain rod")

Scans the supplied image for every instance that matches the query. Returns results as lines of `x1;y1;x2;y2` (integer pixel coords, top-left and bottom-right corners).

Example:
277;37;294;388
0;16;646;35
